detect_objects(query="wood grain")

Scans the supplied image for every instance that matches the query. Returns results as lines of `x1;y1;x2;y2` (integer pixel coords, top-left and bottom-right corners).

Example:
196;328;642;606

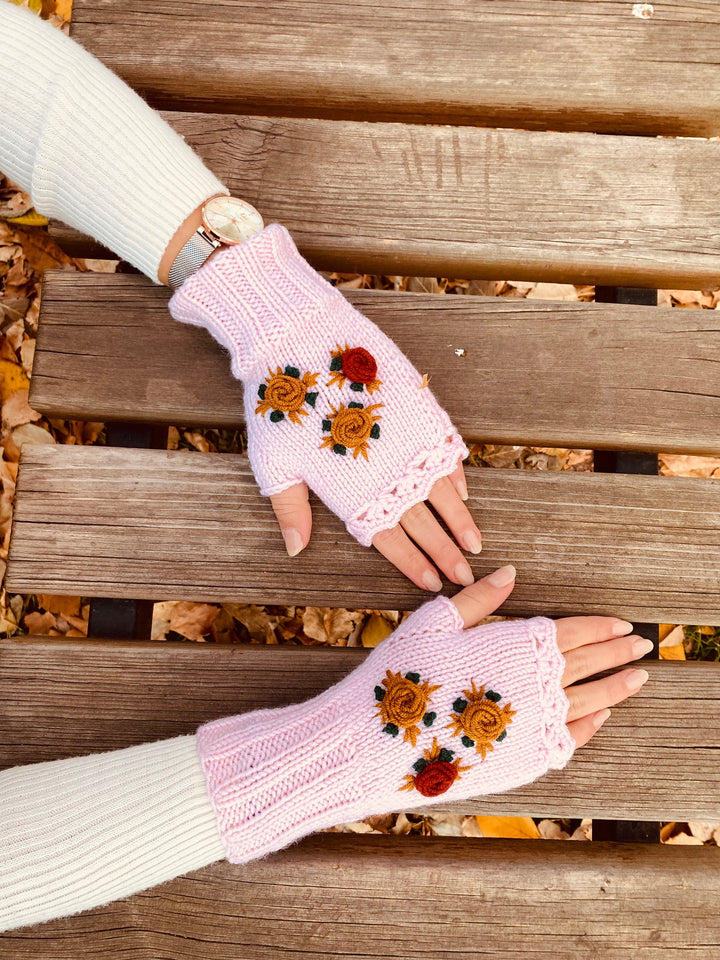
2;637;718;822
50;111;720;288
34;273;720;455
8;444;720;622
3;835;719;958
69;0;720;138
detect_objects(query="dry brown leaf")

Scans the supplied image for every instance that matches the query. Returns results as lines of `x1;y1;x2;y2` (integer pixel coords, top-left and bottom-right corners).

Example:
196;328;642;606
167;601;219;642
10;422;55;452
664;832;704;845
37;595;81;618
23;610;58;634
526;282;579;301
2;389;42;432
223;603;277;643
538;819;569;840
302;606;360;645
659;454;720;478
688;822;720;843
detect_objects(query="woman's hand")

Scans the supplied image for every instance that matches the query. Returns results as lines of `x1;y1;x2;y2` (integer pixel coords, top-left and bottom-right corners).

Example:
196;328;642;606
168;223;483;588
270;456;481;591
452;564;652;748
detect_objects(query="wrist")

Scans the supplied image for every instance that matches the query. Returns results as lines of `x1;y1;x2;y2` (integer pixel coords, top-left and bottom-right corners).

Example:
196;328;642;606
157;194;227;287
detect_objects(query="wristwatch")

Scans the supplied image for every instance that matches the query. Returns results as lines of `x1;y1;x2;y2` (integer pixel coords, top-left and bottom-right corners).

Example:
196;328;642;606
168;195;265;289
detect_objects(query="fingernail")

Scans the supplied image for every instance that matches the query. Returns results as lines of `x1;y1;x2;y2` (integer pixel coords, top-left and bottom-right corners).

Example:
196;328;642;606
626;668;649;691
612;620;634;638
456;476;469;501
461;529;483;554
593;708;611;729
485;564;516;588
632;637;655;658
454;561;475;586
282;527;304;557
422;570;443;592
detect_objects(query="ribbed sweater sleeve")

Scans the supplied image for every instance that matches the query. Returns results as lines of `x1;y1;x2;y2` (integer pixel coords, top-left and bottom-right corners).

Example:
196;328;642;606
0;2;228;282
0;735;225;932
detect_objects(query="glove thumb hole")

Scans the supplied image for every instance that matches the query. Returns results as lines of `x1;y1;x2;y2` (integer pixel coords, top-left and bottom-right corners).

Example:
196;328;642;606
270;482;313;557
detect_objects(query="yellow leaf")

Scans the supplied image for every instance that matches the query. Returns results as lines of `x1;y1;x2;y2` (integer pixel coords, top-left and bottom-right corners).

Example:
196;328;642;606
55;0;73;21
659;623;676;642
361;613;394;648
5;210;48;227
473;816;541;839
0;359;30;402
659;624;686;660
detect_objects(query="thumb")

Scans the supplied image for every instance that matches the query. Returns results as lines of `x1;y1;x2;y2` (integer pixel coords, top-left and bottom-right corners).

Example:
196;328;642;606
451;565;517;628
270;482;313;557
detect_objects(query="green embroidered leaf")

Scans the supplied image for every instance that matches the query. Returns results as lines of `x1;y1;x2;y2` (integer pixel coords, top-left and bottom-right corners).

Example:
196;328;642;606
305;392;317;407
423;712;436;727
485;690;502;702
453;697;468;714
374;685;386;701
438;748;454;763
405;671;420;683
330;356;342;371
284;365;300;379
348;402;363;409
350;381;364;391
384;723;399;737
370;423;380;439
322;419;331;431
269;410;284;423
257;384;266;399
413;758;428;773
333;444;347;455
496;730;508;742
461;735;475;748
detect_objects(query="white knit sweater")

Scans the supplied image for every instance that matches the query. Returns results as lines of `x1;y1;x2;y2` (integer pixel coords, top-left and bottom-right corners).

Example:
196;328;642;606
0;1;228;282
0;1;231;932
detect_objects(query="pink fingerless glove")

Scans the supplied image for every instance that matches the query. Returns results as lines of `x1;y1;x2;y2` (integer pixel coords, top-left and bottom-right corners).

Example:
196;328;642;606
196;597;575;864
168;224;468;545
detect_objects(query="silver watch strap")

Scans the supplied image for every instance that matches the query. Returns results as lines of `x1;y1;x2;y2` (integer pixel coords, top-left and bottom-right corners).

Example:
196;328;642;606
168;228;220;289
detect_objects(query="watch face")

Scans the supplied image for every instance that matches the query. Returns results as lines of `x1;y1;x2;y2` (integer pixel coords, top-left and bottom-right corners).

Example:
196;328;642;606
202;196;264;244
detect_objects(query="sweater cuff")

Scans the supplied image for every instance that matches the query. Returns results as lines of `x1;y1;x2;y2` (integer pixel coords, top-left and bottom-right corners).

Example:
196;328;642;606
0;735;224;932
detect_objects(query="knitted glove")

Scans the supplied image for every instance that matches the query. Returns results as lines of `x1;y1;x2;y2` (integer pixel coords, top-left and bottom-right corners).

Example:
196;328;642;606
168;224;468;545
196;596;575;863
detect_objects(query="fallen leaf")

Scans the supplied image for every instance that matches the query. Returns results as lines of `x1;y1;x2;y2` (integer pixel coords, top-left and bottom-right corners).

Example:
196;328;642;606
37;595;81;618
664;833;704;845
537;819;569;840
688;822;720;842
659;624;686;660
23;610;58;634
2;389;42;431
473;816;541;839
302;606;360;645
361;613;394;648
0;359;30;402
168;601;219;642
10;422;55;451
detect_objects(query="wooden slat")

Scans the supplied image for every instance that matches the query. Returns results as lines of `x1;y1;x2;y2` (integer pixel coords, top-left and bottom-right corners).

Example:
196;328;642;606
2;637;718;822
69;0;720;138
34;273;720;455
8;444;720;623
51;112;720;288
4;834;719;958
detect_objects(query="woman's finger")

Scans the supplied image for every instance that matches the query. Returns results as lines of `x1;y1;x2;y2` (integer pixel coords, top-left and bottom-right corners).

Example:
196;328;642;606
450;565;517;627
564;667;649;723
562;634;654;686
399;501;474;585
447;457;469;501
373;524;444;592
567;709;612;749
269;482;312;557
427;475;482;554
554;615;634;654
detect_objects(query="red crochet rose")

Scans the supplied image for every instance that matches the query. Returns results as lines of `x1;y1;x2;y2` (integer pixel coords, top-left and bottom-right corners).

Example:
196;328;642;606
341;347;377;384
413;760;459;797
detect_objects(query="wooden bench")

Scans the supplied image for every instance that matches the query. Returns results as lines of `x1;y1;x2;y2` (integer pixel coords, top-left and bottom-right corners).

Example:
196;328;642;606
3;0;720;955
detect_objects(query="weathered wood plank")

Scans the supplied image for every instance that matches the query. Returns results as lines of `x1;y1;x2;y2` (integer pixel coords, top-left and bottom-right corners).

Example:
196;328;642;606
70;0;720;138
4;835;719;958
8;445;720;622
2;638;717;822
34;273;720;455
50;112;720;288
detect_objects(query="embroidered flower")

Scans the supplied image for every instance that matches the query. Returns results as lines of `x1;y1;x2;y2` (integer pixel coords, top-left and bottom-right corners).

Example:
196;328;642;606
399;737;472;797
255;366;319;424
374;669;440;747
321;401;382;460
445;679;516;759
328;344;382;394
